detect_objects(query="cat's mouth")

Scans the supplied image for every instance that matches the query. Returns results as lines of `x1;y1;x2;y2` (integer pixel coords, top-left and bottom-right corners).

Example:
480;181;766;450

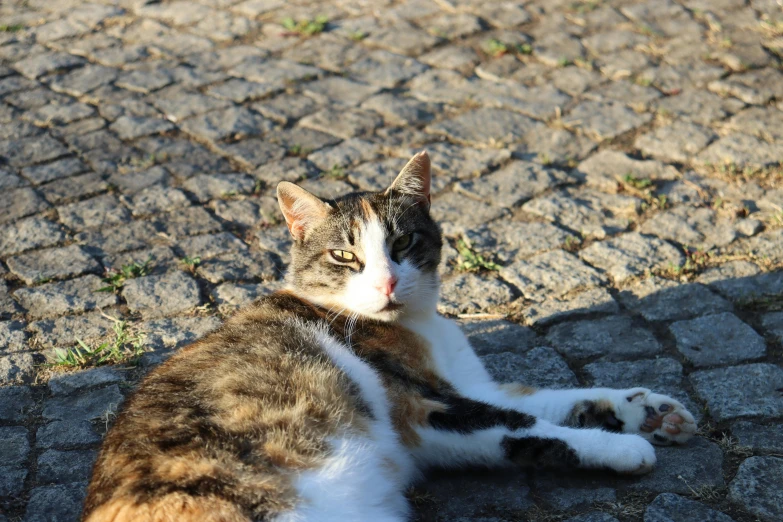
380;302;404;312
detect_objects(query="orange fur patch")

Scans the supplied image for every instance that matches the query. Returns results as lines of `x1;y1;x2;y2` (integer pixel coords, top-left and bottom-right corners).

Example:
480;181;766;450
500;383;537;396
85;494;250;522
359;198;376;220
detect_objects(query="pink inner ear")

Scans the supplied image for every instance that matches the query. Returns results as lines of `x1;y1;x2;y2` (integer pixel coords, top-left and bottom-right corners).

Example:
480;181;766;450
288;220;304;238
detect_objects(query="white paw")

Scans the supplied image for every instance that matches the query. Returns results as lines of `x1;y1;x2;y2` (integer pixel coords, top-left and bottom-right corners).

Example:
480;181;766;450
619;388;697;446
603;433;656;475
570;430;656;475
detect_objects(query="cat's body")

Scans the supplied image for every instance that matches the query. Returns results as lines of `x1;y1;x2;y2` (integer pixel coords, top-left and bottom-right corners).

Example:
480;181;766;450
83;152;697;522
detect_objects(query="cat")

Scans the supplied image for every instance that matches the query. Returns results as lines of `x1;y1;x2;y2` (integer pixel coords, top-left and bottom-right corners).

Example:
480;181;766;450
82;151;697;522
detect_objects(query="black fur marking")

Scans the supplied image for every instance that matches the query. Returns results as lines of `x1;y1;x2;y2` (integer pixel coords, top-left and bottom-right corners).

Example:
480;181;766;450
576;401;625;433
360;350;535;434
502;436;580;469
428;396;536;434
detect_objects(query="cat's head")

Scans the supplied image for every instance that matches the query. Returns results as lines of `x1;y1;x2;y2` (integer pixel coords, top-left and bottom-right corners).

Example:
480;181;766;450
277;151;442;322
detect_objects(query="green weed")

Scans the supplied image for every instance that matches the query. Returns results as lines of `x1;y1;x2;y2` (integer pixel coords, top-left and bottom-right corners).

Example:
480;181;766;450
98;257;153;293
282;15;329;36
323;164;346;179
52;317;145;369
485;38;532;57
570;1;600;14
563;235;582;252
287;144;311;158
622;173;653;189
180;255;201;273
456;239;500;272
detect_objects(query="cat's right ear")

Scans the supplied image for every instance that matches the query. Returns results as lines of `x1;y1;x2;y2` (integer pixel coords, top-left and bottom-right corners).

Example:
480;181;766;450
387;150;431;209
276;182;330;241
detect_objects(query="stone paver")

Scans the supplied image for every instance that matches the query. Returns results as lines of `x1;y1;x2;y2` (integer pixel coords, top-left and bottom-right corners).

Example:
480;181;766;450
644;493;734;522
617;277;732;322
580;233;684;284
691;364;783;422
501;250;606;302
732;421;783;454
729;457;783;521
1;0;782;519
122;271;201;318
669;312;766;367
546;315;661;361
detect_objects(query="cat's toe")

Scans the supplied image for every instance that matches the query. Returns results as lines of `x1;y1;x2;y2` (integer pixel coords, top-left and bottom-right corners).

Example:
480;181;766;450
636;393;697;446
608;435;656;475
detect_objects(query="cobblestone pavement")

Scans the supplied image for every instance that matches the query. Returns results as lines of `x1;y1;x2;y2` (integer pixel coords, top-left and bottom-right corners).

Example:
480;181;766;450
2;0;783;520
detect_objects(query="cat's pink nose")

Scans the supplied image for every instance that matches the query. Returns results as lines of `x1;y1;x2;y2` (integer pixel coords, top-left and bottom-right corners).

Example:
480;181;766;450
375;277;397;297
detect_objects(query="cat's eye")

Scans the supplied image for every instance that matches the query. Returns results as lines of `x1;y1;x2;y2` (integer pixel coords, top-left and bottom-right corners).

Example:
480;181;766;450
330;250;356;263
393;234;413;251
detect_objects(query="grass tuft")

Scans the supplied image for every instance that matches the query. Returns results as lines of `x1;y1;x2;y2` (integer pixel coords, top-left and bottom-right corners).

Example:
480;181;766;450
485;38;532;57
323;164;346;179
622;173;653;190
180;255;202;273
287;144;311;158
456;239;501;272
98;257;153;293
282;15;329;36
52;316;145;369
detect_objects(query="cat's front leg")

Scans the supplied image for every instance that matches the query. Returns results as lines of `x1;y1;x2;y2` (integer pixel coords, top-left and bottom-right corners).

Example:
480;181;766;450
497;386;697;446
512;421;657;475
410;398;656;475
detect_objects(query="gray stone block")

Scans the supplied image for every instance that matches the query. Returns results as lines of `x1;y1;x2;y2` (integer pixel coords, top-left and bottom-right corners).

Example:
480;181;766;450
37;449;97;484
24;483;87;522
0;353;38;385
13;275;118;319
481;346;578;389
43;384;124;423
0;320;28;355
691;364;783;422
729;456;783;521
617;277;732;322
0;187;50;225
438;273;514;315
417;469;533;522
48;367;125;396
459;319;537;356
0;386;34;422
644;493;735;522
521;288;619;327
36;420;101;450
547;316;661;361
579;233;684;284
0;426;30;466
732;421;783;454
502;250;607;303
7;245;100;285
427;108;542;146
669;312;766;367
122;271;201;318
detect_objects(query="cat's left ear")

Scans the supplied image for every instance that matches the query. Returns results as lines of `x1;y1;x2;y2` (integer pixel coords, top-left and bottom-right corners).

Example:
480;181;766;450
387;150;431;209
277;182;331;241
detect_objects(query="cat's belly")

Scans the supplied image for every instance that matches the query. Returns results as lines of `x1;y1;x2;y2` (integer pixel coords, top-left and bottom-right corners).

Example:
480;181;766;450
273;325;416;521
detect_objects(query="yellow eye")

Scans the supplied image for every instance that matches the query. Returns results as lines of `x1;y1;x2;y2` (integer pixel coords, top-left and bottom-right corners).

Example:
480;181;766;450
393;234;412;251
330;250;356;263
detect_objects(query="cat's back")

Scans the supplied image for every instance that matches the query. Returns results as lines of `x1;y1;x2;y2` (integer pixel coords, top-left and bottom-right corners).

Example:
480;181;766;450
82;291;391;522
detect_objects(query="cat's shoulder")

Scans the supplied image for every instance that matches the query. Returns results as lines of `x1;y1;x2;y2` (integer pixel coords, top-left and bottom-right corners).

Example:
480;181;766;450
226;289;323;325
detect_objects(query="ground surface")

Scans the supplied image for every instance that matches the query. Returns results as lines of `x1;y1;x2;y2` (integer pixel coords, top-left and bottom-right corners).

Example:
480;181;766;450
1;0;783;521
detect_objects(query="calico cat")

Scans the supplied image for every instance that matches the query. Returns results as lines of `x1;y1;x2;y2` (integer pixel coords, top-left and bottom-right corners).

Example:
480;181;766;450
82;151;697;522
